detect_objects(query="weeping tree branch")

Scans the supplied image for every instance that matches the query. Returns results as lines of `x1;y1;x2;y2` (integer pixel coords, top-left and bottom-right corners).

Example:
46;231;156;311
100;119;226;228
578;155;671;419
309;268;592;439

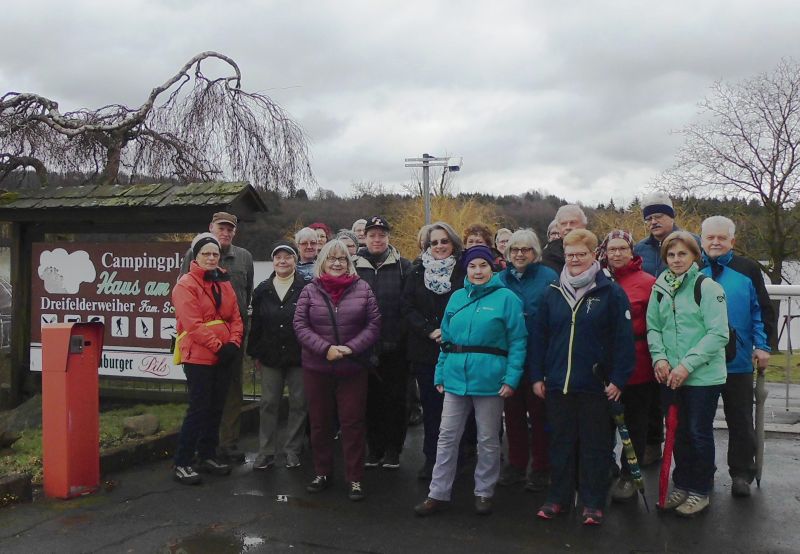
0;51;314;191
660;59;800;284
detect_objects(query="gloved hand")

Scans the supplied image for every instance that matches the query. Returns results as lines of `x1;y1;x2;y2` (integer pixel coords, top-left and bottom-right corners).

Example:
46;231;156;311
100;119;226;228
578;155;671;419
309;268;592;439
216;342;240;366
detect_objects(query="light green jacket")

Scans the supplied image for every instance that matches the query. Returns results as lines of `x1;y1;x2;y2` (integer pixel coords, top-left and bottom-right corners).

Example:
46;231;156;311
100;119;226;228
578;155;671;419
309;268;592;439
646;264;728;387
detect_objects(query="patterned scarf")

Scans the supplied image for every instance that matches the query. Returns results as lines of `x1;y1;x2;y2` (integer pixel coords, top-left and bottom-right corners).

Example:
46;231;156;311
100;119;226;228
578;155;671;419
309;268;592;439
422;248;456;295
663;267;689;292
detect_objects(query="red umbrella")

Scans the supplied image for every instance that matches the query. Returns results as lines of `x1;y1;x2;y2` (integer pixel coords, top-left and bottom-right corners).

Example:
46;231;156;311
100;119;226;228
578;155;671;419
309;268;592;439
658;403;679;509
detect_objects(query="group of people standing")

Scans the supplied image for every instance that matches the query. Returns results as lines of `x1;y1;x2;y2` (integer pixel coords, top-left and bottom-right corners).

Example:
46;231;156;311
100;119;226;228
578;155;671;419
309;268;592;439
170;190;774;526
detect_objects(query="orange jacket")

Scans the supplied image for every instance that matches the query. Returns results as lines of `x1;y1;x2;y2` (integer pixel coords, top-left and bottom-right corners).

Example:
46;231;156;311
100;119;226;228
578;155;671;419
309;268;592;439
173;261;244;366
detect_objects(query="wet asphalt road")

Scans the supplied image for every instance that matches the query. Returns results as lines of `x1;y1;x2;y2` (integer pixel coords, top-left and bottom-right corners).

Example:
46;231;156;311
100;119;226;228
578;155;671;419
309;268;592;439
1;425;799;554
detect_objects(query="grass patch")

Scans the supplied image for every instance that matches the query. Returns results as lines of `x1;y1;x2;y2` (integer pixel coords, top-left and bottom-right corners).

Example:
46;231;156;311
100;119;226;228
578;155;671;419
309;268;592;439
764;351;800;384
0;403;186;486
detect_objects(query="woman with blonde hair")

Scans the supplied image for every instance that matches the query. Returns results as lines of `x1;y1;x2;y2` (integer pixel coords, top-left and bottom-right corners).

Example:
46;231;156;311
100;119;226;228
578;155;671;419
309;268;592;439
293;240;382;501
530;229;634;525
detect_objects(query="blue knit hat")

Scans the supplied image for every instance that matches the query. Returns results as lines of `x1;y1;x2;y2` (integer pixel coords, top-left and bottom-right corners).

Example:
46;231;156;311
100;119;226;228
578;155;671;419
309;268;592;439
461;245;495;270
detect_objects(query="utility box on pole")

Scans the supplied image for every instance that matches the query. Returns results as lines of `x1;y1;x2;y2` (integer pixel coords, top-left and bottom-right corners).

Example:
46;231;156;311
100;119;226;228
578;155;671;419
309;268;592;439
41;322;104;499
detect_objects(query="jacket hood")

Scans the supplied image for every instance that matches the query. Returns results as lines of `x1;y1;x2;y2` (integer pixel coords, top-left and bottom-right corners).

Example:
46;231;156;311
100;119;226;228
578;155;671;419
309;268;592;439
610;256;644;279
464;273;505;298
701;249;734;267
354;244;401;268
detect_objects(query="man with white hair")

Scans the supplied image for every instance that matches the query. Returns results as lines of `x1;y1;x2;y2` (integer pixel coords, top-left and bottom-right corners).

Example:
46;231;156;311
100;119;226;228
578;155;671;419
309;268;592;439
541;204;587;273
294;227;319;281
352;219;367;247
700;215;775;498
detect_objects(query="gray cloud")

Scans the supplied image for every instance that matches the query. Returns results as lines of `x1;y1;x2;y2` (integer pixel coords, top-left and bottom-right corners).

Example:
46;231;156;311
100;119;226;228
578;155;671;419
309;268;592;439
2;1;800;205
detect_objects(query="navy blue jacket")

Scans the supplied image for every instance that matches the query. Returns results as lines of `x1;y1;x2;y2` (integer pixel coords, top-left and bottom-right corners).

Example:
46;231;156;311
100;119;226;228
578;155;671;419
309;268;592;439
634;225;700;277
529;271;635;394
700;250;775;374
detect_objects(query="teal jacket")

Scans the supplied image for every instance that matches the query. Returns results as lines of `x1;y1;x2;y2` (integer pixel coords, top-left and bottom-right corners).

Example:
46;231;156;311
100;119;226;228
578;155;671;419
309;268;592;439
646;264;728;387
434;274;528;396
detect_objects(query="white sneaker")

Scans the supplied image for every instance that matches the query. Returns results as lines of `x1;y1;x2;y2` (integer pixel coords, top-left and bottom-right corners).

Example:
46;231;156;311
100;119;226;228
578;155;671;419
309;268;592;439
662;488;689;510
675;494;710;517
173;465;201;485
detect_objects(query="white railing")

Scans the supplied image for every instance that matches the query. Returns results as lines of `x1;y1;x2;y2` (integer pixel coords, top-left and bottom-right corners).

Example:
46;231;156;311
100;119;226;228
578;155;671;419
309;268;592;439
766;285;798;410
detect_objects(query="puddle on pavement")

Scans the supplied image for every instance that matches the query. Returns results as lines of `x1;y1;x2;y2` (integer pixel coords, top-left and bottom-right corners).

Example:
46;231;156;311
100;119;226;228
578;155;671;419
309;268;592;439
161;529;266;554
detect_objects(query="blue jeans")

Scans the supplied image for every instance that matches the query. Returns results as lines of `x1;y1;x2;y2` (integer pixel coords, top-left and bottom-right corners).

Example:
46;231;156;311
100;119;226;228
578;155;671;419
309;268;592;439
671;384;723;495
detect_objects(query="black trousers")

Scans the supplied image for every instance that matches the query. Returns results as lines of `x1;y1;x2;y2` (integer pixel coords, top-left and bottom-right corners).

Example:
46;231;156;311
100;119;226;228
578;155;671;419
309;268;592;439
546;392;613;509
646;382;664;445
620;382;657;475
175;362;232;466
723;373;757;481
366;352;409;456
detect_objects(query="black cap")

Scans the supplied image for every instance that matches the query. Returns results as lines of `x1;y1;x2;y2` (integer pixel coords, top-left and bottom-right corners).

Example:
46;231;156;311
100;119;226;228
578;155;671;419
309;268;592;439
270;240;299;259
364;215;391;232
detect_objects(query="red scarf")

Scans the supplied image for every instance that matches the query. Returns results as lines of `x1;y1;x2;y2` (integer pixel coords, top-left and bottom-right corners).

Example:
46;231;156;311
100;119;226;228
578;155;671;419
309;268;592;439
318;273;358;305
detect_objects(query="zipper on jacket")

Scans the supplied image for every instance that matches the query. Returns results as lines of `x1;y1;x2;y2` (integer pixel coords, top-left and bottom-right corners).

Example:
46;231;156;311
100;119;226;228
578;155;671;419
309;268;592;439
563;298;585;394
555;286;585;395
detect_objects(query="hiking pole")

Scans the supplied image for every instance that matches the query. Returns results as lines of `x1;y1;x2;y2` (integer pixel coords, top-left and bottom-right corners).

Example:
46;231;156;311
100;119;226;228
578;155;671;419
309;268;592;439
754;363;767;488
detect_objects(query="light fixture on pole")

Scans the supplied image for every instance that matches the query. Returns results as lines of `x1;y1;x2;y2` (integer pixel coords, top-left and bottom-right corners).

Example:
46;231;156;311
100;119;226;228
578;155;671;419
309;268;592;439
404;154;463;225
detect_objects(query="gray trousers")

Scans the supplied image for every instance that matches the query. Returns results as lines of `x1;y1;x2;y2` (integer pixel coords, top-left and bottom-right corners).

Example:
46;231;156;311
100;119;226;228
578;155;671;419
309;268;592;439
429;392;504;501
257;365;307;459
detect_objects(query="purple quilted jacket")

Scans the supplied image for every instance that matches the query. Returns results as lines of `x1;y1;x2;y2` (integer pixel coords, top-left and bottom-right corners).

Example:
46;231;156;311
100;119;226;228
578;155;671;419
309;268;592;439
293;277;381;375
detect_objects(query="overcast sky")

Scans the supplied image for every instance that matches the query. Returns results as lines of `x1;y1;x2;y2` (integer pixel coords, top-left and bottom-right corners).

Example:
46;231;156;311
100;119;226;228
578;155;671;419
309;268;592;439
2;1;799;205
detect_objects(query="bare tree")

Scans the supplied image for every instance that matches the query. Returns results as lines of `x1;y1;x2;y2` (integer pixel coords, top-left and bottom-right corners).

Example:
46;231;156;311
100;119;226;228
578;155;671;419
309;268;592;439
0;51;314;193
350;180;389;197
402;165;457;197
662;59;800;284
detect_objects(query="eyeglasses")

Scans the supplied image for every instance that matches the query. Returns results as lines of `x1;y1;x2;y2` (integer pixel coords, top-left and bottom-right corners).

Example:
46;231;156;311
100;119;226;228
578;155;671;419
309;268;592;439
565;251;590;260
430;239;450;247
509;247;533;255
326;256;349;265
299;241;318;247
607;246;631;255
644;213;667;223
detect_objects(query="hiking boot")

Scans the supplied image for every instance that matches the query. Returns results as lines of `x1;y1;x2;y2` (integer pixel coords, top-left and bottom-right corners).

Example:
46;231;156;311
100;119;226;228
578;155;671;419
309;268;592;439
196;458;232;476
581;507;604;526
219;446;246;464
417;461;434;481
414;497;449;517
642;444;662;467
381;451;400;470
252;455;275;471
306;475;331;493
173;465;202;485
675;494;710;517
524;471;549;492
661;488;689;510
611;476;638;502
474;496;493;515
536;502;564;520
285;453;301;469
365;452;382;469
731;477;751;498
497;465;526;487
348;481;365;502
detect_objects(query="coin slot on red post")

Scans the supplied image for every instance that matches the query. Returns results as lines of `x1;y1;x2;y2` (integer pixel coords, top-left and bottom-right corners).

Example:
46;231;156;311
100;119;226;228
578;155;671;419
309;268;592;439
41;322;105;499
